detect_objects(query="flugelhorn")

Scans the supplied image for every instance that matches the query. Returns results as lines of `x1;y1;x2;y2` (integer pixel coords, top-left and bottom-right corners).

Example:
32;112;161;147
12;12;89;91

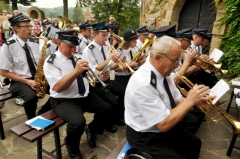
72;54;110;93
181;49;228;76
111;33;125;49
176;71;240;134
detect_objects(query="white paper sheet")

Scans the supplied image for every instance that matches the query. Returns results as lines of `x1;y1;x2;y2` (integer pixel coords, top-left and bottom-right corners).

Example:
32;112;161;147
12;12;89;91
210;48;224;63
209;79;230;104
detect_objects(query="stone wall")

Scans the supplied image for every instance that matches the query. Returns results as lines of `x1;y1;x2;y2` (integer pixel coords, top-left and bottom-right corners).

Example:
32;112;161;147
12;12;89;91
140;0;227;53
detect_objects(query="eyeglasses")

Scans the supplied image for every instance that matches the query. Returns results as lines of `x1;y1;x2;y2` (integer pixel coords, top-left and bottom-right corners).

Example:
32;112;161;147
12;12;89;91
17;25;33;29
161;53;180;65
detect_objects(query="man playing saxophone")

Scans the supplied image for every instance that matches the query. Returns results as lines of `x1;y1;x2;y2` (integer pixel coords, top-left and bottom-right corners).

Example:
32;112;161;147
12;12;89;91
0;13;50;119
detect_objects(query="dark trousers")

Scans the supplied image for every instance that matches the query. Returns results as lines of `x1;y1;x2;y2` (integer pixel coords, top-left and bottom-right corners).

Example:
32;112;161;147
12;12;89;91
50;93;111;153
180;110;205;134
126;125;201;159
188;71;218;88
115;74;131;88
90;79;125;120
9;81;38;119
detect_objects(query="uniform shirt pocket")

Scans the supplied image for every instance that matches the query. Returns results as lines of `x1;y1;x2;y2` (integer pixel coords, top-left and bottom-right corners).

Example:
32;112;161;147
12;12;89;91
13;57;26;70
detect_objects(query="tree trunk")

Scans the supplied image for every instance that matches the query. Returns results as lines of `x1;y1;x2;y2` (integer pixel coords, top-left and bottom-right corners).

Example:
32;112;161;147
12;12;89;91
11;1;18;11
63;0;68;18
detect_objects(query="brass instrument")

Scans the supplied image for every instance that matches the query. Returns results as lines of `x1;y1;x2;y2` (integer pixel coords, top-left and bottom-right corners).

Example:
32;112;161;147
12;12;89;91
33;35;49;99
58;15;72;30
73;27;80;33
107;44;135;74
176;72;240;134
131;36;155;63
111;33;125;49
181;49;228;76
72;54;110;93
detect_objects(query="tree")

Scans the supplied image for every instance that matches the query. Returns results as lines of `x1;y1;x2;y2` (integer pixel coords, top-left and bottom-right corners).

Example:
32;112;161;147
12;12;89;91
71;3;84;24
63;0;68;17
0;0;36;11
0;1;11;13
78;0;140;34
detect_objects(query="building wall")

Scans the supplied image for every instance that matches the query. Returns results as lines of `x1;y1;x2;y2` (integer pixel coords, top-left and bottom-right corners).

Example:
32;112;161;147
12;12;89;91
140;0;227;53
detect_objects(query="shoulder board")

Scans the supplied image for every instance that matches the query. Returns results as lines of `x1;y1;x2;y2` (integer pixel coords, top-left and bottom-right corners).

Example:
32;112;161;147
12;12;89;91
5;39;16;45
88;44;95;50
150;71;157;89
47;43;51;48
78;38;82;43
47;54;56;64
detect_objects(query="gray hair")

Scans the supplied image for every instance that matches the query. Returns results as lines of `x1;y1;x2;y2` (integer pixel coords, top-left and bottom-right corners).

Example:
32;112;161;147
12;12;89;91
150;36;181;58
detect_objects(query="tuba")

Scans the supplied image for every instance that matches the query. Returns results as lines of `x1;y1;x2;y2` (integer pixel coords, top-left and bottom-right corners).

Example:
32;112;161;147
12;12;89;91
58;15;72;30
176;72;240;134
33;35;49;99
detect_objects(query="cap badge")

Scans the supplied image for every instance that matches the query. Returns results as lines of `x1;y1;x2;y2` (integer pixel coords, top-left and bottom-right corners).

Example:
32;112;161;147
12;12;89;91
72;31;78;37
131;30;134;33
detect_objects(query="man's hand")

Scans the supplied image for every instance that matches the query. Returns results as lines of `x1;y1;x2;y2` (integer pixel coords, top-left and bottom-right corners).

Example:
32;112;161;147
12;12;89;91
27;80;40;90
99;70;110;81
185;50;198;64
129;61;138;68
109;51;120;61
75;59;89;75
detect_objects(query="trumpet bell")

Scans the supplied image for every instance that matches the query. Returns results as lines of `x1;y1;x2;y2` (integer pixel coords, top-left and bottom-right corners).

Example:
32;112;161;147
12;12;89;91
73;27;80;33
58;15;72;30
214;63;222;69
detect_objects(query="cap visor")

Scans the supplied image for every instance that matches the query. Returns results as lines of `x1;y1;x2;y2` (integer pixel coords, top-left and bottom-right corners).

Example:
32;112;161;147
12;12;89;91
63;40;79;46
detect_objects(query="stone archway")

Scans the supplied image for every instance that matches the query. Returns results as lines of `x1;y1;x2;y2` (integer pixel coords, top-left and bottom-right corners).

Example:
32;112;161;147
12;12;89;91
27;6;45;20
140;0;227;53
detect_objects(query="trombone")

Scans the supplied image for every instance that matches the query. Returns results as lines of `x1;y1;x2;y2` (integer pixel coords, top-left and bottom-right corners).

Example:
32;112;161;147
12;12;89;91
72;54;110;93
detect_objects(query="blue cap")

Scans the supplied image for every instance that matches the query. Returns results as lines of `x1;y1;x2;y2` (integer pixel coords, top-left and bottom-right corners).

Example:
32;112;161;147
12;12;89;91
92;21;108;32
56;30;79;46
204;33;212;41
42;20;51;27
9;13;31;27
153;24;176;37
192;28;207;37
79;20;92;29
123;29;138;41
136;25;149;34
176;28;193;40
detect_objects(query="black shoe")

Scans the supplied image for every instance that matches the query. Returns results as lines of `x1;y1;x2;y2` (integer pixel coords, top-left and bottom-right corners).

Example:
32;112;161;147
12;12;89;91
105;125;118;133
114;119;125;126
85;125;96;148
64;138;82;159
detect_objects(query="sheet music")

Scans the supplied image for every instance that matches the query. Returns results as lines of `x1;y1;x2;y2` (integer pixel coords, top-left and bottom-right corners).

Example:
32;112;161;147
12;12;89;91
209;48;224;63
209;79;230;104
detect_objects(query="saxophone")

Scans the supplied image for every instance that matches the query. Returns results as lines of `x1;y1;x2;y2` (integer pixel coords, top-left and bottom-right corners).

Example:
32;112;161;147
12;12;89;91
34;36;48;99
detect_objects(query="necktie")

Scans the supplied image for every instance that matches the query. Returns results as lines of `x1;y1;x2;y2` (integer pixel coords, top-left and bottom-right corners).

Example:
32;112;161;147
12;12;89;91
24;43;36;78
130;50;133;60
55;46;58;51
70;58;86;96
101;47;106;60
163;78;176;108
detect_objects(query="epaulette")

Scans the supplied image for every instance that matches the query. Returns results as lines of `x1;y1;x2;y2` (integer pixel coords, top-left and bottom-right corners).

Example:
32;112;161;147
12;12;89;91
78;38;82;44
150;71;157;89
47;43;51;48
88;44;95;50
5;39;15;45
47;54;56;64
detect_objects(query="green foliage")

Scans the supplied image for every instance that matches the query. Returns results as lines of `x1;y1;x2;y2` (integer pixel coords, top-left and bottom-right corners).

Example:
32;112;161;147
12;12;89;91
0;0;36;10
217;0;240;78
78;0;140;34
0;1;11;13
71;4;84;24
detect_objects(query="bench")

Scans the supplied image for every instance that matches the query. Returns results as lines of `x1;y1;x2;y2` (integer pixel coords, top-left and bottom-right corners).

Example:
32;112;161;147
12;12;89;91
10;109;67;159
226;85;240;156
0;88;14;140
105;137;127;159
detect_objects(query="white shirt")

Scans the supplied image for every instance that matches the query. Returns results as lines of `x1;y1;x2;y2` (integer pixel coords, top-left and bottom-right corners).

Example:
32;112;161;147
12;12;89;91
39;39;58;58
82;40;110;71
44;50;89;98
125;60;182;132
0;36;40;79
190;41;202;54
76;35;92;59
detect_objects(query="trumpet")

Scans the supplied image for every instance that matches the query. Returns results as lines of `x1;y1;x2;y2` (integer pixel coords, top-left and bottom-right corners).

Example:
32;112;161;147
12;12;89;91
72;54;110;93
181;49;228;76
176;72;240;134
106;44;135;74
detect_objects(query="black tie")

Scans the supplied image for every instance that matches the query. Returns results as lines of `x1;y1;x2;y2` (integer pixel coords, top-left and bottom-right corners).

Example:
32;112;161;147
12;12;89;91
101;47;106;60
86;41;89;46
70;58;86;96
163;78;176;108
24;43;36;78
130;51;133;60
55;46;58;51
